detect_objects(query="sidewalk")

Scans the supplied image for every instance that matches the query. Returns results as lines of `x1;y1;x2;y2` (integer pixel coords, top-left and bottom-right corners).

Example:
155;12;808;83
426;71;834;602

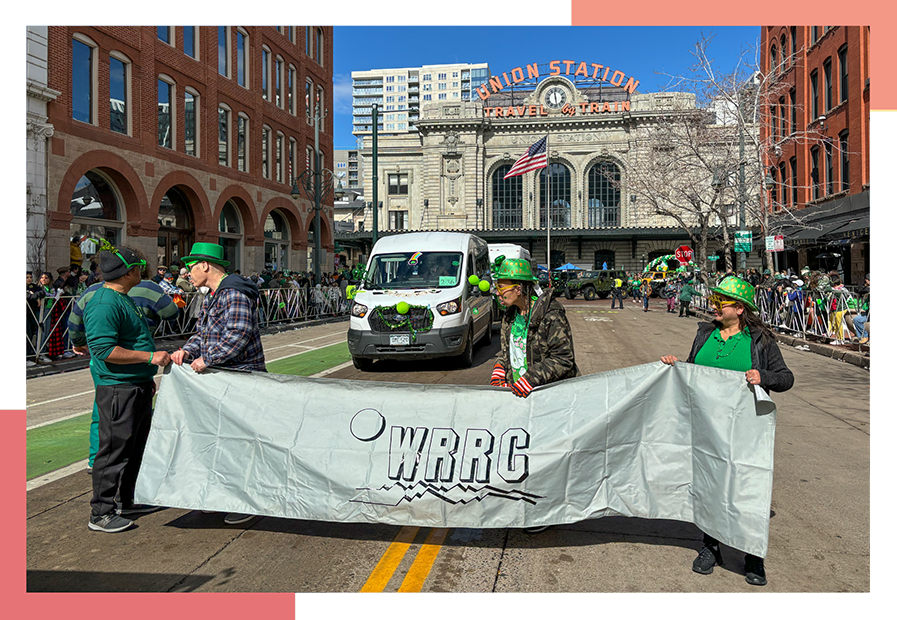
26;315;350;380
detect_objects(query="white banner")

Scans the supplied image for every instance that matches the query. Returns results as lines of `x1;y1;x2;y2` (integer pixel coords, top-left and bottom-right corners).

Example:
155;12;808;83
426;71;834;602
136;362;777;557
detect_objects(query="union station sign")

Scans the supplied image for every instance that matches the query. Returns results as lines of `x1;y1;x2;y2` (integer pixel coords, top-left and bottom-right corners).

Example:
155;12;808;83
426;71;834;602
476;59;640;100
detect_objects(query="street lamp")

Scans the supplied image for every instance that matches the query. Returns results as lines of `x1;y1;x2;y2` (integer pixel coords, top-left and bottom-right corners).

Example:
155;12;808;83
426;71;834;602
291;103;334;283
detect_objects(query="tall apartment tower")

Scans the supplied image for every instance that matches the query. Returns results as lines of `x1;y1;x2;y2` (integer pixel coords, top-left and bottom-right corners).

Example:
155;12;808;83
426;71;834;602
351;63;489;135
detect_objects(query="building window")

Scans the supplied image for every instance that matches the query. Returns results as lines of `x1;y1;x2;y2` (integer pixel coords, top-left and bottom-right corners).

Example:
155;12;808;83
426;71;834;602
780;34;787;66
287;27;294;43
838;45;848;104
770;46;777;75
158;78;173;149
306;80;312;123
184;90;198;157
790;157;798;207
276;133;283;183
236;29;248;87
261;47;270;100
218;27;229;77
109;54;129;135
156;0;174;45
306;146;313;173
790;26;797;59
779;162;787;208
770;168;778;207
823;57;832;111
386;76;394;83
423;74;431;81
438;83;446;90
824;139;834;195
438;93;446;100
219;200;242;272
70;170;123;253
491;165;523;229
388;210;408;230
183;27;198;59
288;65;295;114
305;26;311;55
423;94;431;101
275;57;283;107
387;173;408;194
316;85;323;118
812;26;820;44
71;37;95;124
587;162;621;227
839;130;850;192
237;114;248;172
789;88;796;134
264;211;289;270
778;96;786;139
316;27;323;64
539;164;571;228
262;126;270;179
289;138;296;181
218;106;230;167
810;70;819;119
811;146;820;200
438;73;446;80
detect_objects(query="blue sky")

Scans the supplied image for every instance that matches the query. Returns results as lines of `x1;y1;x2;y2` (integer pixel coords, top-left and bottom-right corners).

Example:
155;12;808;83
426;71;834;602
332;26;761;149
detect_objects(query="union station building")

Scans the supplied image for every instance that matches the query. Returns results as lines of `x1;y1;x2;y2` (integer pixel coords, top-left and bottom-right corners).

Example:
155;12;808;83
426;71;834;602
340;65;754;272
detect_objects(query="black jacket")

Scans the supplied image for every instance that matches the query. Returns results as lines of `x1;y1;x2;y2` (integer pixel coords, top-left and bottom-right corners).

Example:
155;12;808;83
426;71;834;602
686;321;794;394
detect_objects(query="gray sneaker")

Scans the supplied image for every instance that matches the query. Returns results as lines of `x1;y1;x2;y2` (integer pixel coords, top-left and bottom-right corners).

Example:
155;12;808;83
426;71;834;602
224;512;254;525
89;513;134;533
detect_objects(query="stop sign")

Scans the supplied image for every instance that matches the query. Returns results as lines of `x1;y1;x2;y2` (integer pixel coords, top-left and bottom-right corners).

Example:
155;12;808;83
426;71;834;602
675;245;694;263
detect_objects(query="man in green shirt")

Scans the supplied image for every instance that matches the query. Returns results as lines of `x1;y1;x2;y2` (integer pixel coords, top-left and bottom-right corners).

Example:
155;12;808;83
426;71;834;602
83;248;172;533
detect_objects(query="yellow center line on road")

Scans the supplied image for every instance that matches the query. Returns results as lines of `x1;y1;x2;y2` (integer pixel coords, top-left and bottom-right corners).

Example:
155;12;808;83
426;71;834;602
397;527;450;592
359;526;421;592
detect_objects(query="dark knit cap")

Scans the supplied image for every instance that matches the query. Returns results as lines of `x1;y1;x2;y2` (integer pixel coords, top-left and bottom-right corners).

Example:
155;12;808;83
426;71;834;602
99;248;142;281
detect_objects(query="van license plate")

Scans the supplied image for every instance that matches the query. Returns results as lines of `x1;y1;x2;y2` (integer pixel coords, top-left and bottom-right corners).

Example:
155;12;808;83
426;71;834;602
390;334;410;346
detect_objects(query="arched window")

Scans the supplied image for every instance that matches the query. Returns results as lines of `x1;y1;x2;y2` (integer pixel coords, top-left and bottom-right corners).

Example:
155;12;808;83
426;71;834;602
770;46;778;75
780;34;787;66
219;200;243;272
539;163;571;228
264;210;290;271
587;162;621;227
70;170;123;268
157;187;194;268
491;164;523;229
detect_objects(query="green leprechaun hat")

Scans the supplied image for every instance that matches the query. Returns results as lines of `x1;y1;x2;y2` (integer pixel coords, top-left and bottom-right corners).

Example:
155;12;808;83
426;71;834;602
711;276;758;311
492;256;539;282
181;242;231;267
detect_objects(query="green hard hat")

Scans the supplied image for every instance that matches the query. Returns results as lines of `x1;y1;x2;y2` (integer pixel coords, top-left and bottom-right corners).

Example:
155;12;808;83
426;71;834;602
492;257;538;282
710;276;758;312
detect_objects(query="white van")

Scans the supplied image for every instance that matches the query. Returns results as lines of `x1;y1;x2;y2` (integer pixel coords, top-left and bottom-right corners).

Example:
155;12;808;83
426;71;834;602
347;232;494;370
488;243;531;266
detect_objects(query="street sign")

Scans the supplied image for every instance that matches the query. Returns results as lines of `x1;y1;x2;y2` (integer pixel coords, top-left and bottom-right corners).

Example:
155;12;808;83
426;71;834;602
734;231;752;253
707;255;720;261
675;245;694;263
764;235;784;252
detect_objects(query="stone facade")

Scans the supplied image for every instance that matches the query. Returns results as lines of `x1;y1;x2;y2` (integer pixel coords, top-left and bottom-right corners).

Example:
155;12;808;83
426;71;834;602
355;77;755;271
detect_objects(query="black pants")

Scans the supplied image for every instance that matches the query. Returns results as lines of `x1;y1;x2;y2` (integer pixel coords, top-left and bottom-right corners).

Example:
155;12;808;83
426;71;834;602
91;381;155;517
611;290;623;309
704;533;763;563
679;300;691;317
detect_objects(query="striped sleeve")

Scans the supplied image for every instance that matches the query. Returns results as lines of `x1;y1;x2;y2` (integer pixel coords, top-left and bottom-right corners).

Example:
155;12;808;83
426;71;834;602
67;285;101;347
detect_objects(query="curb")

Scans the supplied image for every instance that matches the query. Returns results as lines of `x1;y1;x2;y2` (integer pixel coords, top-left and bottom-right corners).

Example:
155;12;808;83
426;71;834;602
694;309;869;370
26;315;350;380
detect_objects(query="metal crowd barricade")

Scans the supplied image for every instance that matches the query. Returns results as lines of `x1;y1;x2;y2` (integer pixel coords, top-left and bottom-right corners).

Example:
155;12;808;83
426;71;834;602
691;279;870;351
27;285;350;363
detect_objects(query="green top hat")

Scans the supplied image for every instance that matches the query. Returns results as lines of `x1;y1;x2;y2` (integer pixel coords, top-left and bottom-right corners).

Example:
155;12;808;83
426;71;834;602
492;256;538;282
182;242;230;267
711;276;758;311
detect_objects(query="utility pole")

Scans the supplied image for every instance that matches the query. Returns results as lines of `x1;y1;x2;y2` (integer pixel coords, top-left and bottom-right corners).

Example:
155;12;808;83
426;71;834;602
313;103;323;283
738;127;747;271
371;103;379;245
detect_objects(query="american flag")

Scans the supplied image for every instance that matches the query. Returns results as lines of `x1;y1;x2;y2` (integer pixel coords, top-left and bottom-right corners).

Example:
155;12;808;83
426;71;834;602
503;136;548;179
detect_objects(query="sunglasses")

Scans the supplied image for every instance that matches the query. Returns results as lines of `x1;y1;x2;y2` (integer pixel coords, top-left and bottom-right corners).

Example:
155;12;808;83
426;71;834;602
708;294;738;310
493;283;520;296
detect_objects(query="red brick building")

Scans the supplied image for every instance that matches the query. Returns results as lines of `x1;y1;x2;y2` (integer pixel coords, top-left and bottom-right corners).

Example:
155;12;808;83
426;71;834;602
44;26;334;276
760;26;869;283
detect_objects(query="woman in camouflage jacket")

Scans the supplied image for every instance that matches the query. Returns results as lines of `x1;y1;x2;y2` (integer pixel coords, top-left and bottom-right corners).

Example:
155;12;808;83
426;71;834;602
488;258;579;398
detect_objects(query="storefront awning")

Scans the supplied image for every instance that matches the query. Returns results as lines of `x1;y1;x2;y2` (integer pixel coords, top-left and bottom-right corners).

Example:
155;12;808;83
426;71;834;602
825;216;869;240
788;218;854;243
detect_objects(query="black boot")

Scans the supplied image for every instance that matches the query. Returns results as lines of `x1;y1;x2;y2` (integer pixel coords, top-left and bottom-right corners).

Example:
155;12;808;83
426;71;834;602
692;542;723;574
744;554;767;586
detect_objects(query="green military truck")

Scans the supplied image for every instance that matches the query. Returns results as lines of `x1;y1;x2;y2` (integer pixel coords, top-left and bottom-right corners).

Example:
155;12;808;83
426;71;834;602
564;270;629;301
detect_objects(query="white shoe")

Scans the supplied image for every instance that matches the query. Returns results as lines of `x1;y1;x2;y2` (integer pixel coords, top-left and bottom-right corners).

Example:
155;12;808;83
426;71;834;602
61;351;76;359
26;360;37;367
224;512;254;525
37;355;52;364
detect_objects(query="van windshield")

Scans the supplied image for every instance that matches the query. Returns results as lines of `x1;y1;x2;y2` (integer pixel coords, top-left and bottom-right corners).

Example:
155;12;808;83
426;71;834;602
367;251;464;289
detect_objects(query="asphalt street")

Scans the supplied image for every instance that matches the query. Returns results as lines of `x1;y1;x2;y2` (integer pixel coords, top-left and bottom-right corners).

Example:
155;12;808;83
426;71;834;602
25;297;870;592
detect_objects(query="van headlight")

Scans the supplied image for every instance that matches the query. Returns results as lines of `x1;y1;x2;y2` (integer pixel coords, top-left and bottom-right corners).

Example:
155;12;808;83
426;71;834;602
351;301;368;318
436;298;462;316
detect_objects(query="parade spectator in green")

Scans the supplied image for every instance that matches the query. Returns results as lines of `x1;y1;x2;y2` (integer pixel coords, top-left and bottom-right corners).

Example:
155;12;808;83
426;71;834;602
678;278;700;318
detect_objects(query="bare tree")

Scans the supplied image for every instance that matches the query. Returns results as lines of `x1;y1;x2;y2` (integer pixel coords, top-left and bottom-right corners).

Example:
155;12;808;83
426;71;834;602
26;184;49;274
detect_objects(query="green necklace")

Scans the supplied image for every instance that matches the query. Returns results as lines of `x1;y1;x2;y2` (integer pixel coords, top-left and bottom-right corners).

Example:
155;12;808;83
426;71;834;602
715;330;745;360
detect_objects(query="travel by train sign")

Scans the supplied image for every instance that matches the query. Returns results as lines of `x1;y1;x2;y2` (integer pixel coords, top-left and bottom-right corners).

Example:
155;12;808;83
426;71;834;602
484;100;632;118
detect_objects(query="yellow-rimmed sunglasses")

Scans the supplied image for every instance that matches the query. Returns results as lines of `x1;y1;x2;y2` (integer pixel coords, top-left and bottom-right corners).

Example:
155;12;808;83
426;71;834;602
708;293;738;310
493;283;520;296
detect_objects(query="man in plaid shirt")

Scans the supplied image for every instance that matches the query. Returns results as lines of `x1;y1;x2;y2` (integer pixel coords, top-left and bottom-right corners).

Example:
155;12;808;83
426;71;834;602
171;243;265;526
171;243;266;373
